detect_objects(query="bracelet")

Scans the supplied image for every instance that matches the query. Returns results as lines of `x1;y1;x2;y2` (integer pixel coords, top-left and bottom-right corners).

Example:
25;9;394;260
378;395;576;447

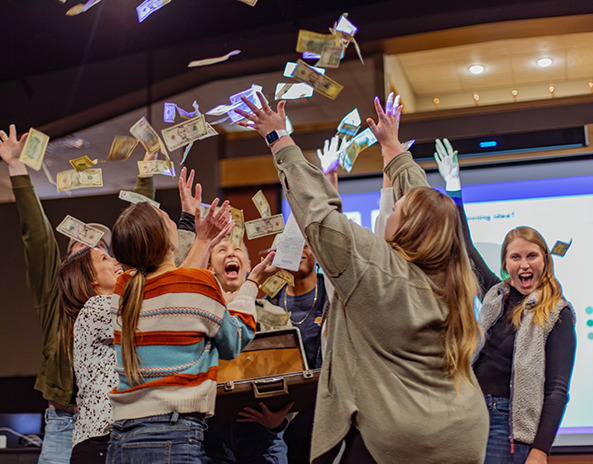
245;278;259;287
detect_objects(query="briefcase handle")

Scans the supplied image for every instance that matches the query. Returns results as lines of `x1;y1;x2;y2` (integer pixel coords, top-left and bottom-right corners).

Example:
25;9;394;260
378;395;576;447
252;378;289;398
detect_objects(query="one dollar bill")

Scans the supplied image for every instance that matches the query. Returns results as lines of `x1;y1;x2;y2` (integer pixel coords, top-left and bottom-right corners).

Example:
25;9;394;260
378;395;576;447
19;128;50;171
130;116;162;155
56;215;105;248
245;213;285;240
137;160;174;176
69;155;97;171
56;168;103;192
293;60;343;100
119;190;160;208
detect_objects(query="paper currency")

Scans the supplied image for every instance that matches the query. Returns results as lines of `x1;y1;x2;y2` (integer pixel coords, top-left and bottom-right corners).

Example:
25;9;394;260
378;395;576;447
276;269;295;287
107;136;138;162
551;239;572;257
237;0;258;5
164;102;176;123
283;61;325;78
257;300;291;330
202;123;219;140
252;190;271;218
137;160;174;176
41;163;57;187
56;215;105;248
228;85;264;124
293;60;343;100
316;43;345;68
337;108;361;138
206;103;241;117
130;116;161;155
181;142;194;165
19;128;49;171
302;51;321;60
275;83;314;100
272;214;305;272
296;30;339;55
260;275;288;299
136;0;171;22
176;101;200;120
119;190;160;208
340;127;377;173
229;207;245;248
188;50;241;68
56;168;103;192
69;155;97;171
245;214;285;240
161;115;209;151
66;0;102;15
331;13;364;64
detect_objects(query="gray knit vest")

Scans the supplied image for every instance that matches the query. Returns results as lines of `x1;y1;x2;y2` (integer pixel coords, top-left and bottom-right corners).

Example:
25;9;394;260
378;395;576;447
475;280;574;445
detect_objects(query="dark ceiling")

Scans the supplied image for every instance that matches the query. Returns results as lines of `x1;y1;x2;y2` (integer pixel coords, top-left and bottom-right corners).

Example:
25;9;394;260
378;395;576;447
3;0;593;134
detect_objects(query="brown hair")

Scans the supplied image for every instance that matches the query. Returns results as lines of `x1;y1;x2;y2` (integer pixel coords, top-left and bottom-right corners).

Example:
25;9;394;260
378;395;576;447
501;226;563;328
387;186;481;386
57;247;97;359
111;202;174;385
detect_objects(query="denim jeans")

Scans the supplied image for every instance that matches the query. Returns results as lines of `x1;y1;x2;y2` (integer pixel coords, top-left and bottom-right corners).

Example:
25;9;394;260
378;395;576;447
203;422;288;464
484;395;531;464
38;408;77;464
107;412;207;464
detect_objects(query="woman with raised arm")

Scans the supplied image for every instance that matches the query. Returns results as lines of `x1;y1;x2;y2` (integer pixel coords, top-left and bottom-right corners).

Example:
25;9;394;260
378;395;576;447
434;139;577;464
106;201;278;464
234;93;488;464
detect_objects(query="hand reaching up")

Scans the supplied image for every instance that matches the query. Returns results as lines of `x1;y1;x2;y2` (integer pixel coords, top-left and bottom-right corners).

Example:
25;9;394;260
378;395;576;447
434;138;461;191
0;124;28;175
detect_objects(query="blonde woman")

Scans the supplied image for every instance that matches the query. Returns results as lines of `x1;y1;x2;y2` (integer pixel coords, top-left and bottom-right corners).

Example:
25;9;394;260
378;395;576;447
106;202;277;464
234;92;488;464
435;139;577;464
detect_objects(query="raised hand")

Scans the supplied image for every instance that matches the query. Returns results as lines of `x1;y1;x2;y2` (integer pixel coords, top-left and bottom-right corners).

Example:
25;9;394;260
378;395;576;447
246;251;279;286
235;92;287;139
316;135;345;175
366;92;405;164
179;166;202;214
195;198;232;243
434;138;461;191
0;124;28;175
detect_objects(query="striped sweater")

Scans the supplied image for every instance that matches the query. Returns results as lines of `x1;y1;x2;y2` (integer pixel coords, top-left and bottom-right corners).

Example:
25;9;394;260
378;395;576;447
109;267;257;421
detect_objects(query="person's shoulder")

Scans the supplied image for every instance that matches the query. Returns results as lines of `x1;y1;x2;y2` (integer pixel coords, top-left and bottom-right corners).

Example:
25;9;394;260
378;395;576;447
173;267;217;283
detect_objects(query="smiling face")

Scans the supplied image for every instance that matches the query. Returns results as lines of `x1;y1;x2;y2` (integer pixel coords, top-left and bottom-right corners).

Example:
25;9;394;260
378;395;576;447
504;237;545;295
90;248;123;295
208;238;251;293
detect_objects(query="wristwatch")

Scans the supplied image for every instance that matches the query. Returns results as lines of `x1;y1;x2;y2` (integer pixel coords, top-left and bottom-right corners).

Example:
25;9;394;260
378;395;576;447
265;129;289;147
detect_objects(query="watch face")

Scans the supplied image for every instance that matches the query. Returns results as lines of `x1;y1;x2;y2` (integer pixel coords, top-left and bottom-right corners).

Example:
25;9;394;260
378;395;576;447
266;131;279;145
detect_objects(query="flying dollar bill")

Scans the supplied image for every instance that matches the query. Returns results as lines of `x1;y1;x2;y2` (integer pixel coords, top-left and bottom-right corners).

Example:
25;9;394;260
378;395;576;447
293;60;343;100
56;168;103;192
296;30;339;55
69;155;97;171
65;0;102;15
163;102;176;123
275;269;295;287
252;190;271;218
19;128;50;171
316;42;345;68
260;275;288;299
228;85;264;124
337;108;361;138
161;115;209;151
283;61;325;78
119;190;160;208
107;136;138;162
237;0;258;5
137;160;174;176
274;83;314;100
551;239;573;257
188;49;241;68
56;215;105;248
340;127;378;173
229;207;245;248
245;214;285;240
136;0;171;22
130;116;162;155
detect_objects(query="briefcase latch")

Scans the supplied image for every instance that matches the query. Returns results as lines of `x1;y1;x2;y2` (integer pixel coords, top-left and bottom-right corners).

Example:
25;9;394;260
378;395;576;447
223;381;235;392
303;370;314;379
252;377;289;398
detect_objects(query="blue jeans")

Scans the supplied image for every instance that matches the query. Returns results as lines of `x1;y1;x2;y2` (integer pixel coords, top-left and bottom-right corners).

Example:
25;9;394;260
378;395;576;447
203;422;288;464
484;395;531;464
107;412;207;464
38;408;76;464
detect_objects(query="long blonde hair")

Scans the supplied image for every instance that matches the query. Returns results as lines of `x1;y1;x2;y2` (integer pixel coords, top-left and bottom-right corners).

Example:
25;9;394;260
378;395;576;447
501;227;563;328
387;186;480;385
111;203;173;385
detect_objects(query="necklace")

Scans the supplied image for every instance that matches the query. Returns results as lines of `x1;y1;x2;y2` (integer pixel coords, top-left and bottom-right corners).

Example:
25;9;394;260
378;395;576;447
284;283;318;325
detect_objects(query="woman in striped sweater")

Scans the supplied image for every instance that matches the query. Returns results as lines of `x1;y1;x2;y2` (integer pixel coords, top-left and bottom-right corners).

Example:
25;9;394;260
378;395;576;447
106;202;277;464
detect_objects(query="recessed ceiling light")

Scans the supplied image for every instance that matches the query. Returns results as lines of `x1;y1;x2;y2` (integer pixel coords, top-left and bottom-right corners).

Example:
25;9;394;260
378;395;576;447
537;57;553;68
469;64;485;75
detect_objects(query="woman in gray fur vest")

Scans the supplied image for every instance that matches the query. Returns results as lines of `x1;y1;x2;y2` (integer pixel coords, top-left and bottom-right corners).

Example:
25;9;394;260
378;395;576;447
435;140;577;464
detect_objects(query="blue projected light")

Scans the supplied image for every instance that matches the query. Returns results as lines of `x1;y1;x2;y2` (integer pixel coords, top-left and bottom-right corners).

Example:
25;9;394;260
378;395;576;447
479;140;498;148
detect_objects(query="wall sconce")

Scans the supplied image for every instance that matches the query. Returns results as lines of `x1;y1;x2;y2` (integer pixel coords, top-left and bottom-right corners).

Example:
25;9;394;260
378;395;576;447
433;97;440;109
589;81;593;93
472;92;480;106
548;83;556;98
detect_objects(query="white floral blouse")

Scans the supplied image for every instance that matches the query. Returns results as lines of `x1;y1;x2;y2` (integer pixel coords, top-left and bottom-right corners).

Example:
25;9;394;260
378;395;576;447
72;295;118;446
